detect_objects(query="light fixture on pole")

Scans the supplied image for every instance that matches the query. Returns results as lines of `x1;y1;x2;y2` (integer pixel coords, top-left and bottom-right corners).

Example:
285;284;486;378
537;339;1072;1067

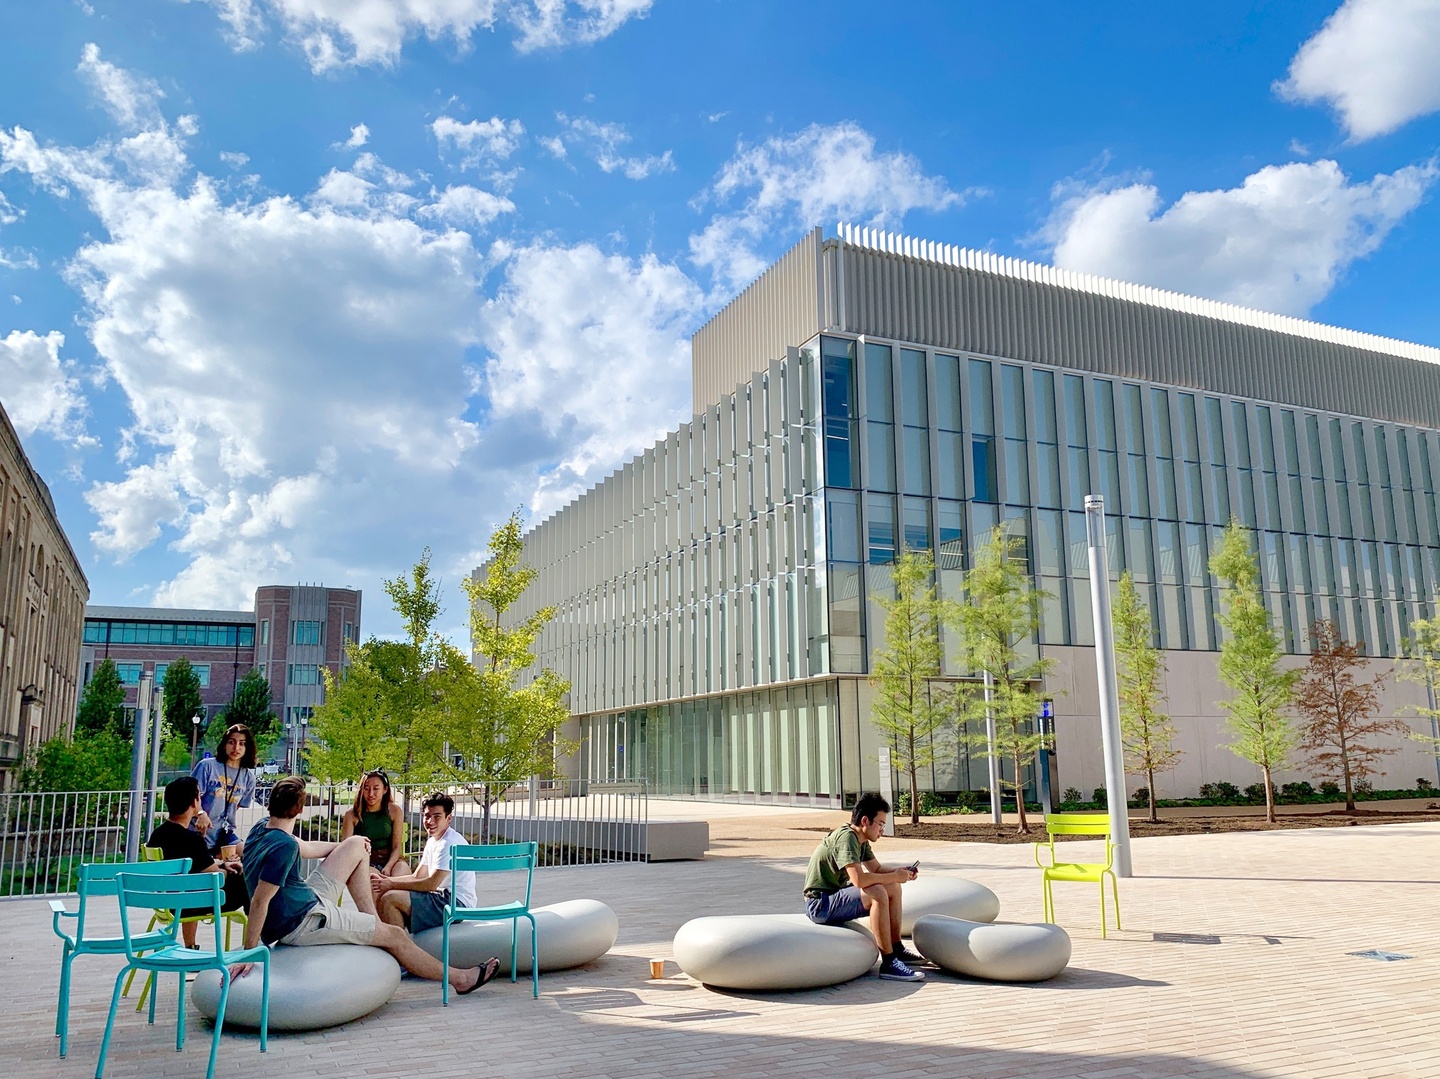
191;712;202;769
298;716;309;775
1084;494;1133;878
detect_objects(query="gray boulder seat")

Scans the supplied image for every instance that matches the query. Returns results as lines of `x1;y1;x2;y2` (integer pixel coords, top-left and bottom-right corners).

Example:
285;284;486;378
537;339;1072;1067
912;915;1071;982
192;944;401;1031
898;875;1000;933
413;898;618;974
674;914;877;990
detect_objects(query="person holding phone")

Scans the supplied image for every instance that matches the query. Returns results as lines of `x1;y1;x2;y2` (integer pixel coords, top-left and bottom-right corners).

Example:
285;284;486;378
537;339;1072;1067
801;791;926;981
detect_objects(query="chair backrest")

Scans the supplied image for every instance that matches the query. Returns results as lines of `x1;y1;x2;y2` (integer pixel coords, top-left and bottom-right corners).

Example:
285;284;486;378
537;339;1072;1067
73;859;189;940
115;871;224;958
140;845;164;863
448;842;537;912
1043;812;1112;837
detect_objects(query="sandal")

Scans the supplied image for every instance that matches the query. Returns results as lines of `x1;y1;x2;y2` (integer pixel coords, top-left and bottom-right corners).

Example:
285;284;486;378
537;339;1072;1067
457;956;501;995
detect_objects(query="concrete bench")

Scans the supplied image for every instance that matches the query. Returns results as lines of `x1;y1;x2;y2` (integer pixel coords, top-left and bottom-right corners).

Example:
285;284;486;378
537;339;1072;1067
192;944;400;1031
912;915;1071;982
674;914;877;990
413;898;618;974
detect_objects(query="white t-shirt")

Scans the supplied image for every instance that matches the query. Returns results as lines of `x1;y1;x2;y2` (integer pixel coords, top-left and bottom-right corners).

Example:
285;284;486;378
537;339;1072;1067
419;826;478;908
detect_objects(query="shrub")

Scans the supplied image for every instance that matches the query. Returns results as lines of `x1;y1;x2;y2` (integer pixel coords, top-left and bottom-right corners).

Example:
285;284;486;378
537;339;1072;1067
895;790;942;816
1318;780;1341;800
1279;781;1315;802
1353;778;1373;798
1198;781;1241;802
1129;786;1150;809
1417;777;1434;791
1061;787;1083;805
955;790;981;812
1243;782;1274;804
1092;786;1107;808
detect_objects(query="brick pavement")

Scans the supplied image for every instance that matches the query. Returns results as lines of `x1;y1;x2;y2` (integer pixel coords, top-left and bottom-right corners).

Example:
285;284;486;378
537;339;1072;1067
5;820;1436;1079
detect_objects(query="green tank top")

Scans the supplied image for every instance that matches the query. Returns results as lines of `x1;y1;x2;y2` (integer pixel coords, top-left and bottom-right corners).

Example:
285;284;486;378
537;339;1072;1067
355;807;393;856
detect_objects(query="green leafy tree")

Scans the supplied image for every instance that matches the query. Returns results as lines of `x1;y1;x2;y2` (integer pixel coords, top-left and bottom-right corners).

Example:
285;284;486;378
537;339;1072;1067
1113;572;1180;822
1209;519;1299;823
161;657;203;743
75;658;128;740
1295;620;1398;812
214;668;280;761
20;730;132;791
870;549;952;825
951;524;1053;834
307;642;409;783
416;512;574;839
1401;614;1440;758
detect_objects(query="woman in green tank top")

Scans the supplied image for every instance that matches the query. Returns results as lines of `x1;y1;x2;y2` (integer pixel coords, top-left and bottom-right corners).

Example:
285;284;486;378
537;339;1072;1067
340;770;410;877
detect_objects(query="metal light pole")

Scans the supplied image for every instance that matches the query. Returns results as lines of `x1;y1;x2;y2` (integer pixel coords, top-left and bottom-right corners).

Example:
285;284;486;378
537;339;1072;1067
190;713;202;770
298;717;309;775
125;673;153;862
984;669;1003;824
143;686;165;830
1085;495;1133;878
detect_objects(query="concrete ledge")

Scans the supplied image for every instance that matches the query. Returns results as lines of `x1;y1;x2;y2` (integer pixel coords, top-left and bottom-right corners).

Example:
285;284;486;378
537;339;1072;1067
446;812;708;861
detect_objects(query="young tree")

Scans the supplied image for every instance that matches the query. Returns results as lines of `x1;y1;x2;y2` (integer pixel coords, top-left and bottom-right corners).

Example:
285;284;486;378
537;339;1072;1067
1400;614;1440;759
161;657;203;743
1209;519;1299;823
307;643;408;783
1113;572;1180;822
74;658;127;740
1295;620;1399;812
951;524;1052;834
220;668;280;760
418;512;574;839
869;549;952;824
20;731;132;791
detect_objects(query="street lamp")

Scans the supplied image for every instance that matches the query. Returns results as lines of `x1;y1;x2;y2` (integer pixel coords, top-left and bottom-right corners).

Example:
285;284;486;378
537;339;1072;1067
298;716;309;776
190;712;202;769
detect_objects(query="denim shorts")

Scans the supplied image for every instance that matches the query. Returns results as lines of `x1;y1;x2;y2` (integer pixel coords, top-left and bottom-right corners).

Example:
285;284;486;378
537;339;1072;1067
805;885;867;925
409;889;452;935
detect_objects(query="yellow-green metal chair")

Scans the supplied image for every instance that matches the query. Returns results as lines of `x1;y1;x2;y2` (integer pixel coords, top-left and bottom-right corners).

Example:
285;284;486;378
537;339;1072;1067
1034;812;1121;938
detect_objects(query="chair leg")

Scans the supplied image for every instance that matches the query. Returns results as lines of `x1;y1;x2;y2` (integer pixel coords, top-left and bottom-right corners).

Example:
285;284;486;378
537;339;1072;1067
123;914;163;1000
208;970;230;1079
135;971;156;1013
176;971;187;1052
1110;873;1122;930
57;947;74;1056
258;958;270;1054
1099;882;1108;939
94;968;129;1079
510;921;519;985
441;921;451;1007
147;965;158;1025
529;915;538;999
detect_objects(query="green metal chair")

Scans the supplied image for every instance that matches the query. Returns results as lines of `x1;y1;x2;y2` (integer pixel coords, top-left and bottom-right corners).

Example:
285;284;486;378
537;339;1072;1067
50;858;189;1059
123;845;248;1010
442;842;539;1003
1034;812;1122;938
97;871;270;1079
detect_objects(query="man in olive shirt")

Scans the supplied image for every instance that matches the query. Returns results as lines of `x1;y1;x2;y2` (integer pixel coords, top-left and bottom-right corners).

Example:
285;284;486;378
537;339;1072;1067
802;791;925;981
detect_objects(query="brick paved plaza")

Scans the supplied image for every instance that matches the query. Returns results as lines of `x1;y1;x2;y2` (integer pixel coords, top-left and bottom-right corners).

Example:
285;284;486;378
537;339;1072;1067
6;809;1436;1079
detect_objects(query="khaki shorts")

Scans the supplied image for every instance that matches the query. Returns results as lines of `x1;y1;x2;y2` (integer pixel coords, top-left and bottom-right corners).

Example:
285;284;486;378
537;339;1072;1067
278;867;378;947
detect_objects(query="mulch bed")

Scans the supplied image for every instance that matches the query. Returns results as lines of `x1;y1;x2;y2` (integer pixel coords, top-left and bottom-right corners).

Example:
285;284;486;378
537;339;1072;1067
870;806;1440;844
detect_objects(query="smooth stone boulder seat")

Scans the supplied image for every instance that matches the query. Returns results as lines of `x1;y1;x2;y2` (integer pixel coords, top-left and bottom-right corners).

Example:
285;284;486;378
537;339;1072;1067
898;876;1000;933
673;914;877;991
192;944;401;1031
413;899;618;974
912;915;1071;982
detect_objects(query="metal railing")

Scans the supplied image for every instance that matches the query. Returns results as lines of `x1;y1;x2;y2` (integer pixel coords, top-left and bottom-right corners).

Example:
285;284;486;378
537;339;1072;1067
0;778;648;898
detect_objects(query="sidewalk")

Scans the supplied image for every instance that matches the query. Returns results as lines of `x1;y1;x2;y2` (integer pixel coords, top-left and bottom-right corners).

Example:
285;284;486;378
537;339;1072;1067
7;820;1437;1078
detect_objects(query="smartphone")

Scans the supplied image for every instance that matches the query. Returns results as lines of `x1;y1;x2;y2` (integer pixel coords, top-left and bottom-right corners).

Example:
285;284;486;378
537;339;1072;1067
907;860;919;873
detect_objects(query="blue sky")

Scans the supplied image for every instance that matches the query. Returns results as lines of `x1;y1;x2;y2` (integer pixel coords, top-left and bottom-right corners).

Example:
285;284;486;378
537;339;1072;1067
2;0;1439;641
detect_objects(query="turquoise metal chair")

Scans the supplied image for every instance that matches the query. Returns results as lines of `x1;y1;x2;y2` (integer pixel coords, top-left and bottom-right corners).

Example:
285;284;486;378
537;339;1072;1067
50;858;189;1058
442;842;539;1003
96;871;270;1079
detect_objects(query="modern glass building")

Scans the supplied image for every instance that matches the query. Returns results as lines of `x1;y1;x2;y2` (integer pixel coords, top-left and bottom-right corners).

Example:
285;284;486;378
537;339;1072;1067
498;226;1440;805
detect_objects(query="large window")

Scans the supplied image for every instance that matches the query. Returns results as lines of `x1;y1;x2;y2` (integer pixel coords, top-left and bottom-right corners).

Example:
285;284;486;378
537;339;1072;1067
292;621;322;646
155;663;211;687
83;620;255;647
288;663;320;685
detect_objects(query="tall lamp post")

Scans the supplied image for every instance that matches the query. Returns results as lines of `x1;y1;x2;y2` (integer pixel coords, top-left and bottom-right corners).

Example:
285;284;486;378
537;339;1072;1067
297;716;309;775
190;713;202;770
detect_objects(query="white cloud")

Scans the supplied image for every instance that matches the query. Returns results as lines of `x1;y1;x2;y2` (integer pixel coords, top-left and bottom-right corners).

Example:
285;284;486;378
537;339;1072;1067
342;122;369;149
432;115;525;169
0;330;92;444
77;43;165;131
508;0;654;53
548;113;675;180
188;0;650;71
480;240;703;515
691;121;966;291
218;150;250;168
538;134;567;159
418;184;516;228
1278;0;1440;141
1038;159;1438;316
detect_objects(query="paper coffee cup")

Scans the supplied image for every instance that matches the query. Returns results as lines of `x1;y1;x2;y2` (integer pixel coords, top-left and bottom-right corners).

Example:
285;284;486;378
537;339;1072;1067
649;959;665;979
220;844;239;861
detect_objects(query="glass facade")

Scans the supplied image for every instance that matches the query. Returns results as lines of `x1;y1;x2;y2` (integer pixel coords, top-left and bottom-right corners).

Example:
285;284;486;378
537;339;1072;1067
84;619;255;648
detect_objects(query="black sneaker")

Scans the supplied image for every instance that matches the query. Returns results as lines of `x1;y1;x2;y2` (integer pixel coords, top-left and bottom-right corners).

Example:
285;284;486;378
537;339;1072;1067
892;945;929;967
879;956;925;982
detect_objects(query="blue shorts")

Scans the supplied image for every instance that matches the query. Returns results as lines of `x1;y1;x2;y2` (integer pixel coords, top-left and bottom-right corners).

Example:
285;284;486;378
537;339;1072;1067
409;890;452;935
805;885;867;925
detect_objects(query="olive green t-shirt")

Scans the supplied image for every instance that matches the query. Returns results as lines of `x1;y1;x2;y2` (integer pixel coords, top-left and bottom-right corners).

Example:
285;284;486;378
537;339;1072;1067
803;825;873;894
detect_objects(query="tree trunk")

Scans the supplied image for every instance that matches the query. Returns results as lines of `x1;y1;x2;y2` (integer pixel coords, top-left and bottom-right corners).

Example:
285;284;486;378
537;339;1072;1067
1013;748;1029;834
1343;767;1355;813
1146;765;1159;823
909;767;920;826
1262;766;1276;823
481;782;491;844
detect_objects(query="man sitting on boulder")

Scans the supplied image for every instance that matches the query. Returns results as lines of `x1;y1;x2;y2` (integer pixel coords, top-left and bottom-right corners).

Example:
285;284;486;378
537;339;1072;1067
802;791;925;982
372;792;476;935
229;776;499;993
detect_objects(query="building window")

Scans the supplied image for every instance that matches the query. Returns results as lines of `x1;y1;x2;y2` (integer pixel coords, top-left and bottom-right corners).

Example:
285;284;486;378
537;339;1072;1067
292;620;322;646
116;663;143;685
344;622;353;643
288;663;320;685
260;620;270;645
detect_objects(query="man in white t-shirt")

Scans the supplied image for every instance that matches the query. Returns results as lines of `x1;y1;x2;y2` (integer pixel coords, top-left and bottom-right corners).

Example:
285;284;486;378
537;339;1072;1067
373;792;478;935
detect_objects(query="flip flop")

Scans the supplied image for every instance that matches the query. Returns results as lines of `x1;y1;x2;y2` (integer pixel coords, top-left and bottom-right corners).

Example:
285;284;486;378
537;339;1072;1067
457;956;501;995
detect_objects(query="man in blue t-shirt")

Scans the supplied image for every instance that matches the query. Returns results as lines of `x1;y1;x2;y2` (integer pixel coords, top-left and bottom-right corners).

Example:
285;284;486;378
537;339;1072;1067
231;776;499;994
